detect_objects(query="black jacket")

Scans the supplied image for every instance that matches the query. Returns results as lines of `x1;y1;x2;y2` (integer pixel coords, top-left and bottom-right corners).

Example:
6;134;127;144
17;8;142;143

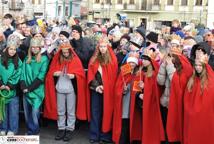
70;37;95;69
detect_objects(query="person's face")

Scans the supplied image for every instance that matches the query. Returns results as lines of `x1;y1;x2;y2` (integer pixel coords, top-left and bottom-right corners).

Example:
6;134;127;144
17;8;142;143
204;32;213;42
120;38;128;46
21;24;27;33
99;42;108;55
129;62;137;70
195;47;206;59
142;59;151;67
59;34;67;41
194;60;203;74
31;46;40;55
72;30;80;40
8;46;17;57
62;49;70;58
24;27;31;36
3;18;12;26
129;43;139;51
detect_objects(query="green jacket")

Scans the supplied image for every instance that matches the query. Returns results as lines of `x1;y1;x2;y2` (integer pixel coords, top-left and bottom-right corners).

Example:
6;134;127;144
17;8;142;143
0;58;22;103
21;55;49;109
0;57;22;121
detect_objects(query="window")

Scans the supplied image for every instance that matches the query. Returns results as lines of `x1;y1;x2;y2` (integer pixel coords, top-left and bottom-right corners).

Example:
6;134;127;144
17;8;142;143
58;6;62;16
154;0;160;5
167;0;173;5
195;0;202;5
95;0;100;3
32;0;35;4
65;6;69;16
118;0;122;4
181;0;188;5
130;0;135;4
106;0;111;4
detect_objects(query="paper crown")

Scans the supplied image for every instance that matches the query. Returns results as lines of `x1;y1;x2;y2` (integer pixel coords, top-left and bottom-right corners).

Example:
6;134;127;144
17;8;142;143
30;38;44;48
7;34;21;48
59;42;72;50
130;35;144;48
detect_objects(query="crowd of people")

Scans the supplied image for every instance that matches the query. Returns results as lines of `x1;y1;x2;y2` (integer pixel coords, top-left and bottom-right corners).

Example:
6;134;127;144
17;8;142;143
0;13;214;144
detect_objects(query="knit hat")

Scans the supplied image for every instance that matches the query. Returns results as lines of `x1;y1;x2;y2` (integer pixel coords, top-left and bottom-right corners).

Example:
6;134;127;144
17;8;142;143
127;52;139;65
72;25;82;34
6;34;21;48
30;38;44;48
191;42;211;58
59;42;72;50
59;31;70;38
146;32;158;43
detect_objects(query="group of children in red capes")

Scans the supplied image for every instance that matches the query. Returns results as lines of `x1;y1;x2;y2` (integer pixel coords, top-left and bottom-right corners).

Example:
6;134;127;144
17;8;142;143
42;35;214;144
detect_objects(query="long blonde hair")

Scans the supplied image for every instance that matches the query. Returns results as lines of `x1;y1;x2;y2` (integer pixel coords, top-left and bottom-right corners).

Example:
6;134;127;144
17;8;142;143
187;61;208;92
91;37;111;65
26;47;42;64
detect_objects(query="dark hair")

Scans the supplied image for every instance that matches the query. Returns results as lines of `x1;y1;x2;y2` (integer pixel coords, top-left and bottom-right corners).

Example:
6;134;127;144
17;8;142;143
172;54;182;74
1;48;19;69
3;13;13;19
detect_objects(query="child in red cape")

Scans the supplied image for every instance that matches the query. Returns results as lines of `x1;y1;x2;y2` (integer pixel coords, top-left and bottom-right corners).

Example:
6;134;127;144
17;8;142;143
130;52;165;144
113;52;139;144
166;46;193;143
87;37;118;143
43;42;87;141
184;58;214;144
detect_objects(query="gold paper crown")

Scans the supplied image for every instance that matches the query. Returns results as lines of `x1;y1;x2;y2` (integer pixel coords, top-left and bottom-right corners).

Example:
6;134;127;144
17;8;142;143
170;34;181;41
59;42;72;50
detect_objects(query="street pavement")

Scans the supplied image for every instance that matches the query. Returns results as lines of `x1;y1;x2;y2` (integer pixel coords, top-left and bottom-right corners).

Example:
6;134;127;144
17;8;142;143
19;117;91;144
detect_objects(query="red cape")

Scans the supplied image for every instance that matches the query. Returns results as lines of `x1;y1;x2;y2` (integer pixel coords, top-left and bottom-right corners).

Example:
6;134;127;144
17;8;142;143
130;60;165;144
112;72;134;144
184;64;214;144
43;48;87;120
87;46;118;132
166;55;193;142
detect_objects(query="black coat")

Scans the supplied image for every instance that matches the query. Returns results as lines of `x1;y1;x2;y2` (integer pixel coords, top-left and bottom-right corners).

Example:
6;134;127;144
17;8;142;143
70;37;95;69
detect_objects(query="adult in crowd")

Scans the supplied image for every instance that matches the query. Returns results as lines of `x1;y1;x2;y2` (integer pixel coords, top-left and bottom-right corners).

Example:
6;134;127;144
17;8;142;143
70;25;95;69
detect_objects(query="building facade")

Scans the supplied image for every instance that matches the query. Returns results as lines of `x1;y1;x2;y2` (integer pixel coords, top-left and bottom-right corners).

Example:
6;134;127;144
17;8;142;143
88;0;210;29
0;0;82;20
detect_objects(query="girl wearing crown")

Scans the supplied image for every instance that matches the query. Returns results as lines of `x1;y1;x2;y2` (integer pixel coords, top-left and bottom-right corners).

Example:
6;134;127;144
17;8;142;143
129;50;165;144
165;38;193;143
44;42;87;142
113;52;139;144
0;35;22;136
87;37;118;143
183;57;214;144
20;38;49;135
